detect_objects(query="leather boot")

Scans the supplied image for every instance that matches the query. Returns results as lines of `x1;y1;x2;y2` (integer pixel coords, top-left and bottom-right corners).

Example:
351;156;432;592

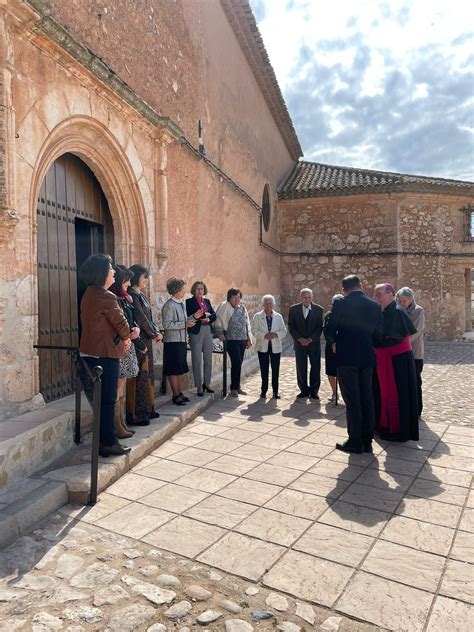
115;398;133;439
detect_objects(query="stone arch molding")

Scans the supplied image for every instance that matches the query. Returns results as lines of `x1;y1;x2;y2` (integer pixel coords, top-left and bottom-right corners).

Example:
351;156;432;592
30;115;151;263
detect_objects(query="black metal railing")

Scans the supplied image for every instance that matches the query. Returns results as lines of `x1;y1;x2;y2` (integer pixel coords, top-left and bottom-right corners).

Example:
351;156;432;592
160;336;228;398
33;344;102;506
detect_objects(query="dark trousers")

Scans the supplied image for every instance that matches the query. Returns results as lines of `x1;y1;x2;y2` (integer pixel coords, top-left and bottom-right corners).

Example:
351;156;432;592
337;366;374;448
295;342;321;395
258;349;281;395
227;340;247;390
415;359;423;416
84;356;119;446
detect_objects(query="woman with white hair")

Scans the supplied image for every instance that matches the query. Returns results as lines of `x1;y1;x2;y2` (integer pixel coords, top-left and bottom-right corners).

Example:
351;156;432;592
396;287;425;417
252;295;287;399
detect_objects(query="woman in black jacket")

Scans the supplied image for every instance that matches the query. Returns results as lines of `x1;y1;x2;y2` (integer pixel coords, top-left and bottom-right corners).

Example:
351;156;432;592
186;281;216;396
110;265;146;437
127;264;163;425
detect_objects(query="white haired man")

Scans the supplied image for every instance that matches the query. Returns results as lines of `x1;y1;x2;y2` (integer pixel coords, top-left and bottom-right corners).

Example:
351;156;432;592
288;288;324;399
252;295;287;399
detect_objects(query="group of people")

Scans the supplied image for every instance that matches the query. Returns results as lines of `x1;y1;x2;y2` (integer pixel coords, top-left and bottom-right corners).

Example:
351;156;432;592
77;253;424;458
324;275;425;454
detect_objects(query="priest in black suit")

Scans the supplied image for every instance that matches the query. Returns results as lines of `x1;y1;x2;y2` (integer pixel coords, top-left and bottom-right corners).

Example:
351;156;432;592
324;275;383;453
288;288;324;399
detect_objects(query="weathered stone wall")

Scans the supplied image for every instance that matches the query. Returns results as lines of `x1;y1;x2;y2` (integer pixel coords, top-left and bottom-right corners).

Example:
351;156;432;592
279;193;474;340
0;0;290;413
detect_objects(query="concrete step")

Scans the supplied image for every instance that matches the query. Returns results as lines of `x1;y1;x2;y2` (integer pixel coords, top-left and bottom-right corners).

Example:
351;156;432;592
38;392;216;504
0;407;78;490
0;478;67;549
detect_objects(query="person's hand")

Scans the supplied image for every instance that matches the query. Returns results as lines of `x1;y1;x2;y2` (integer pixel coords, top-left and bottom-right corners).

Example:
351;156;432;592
264;332;271;340
270;332;278;339
186;319;195;328
297;337;306;345
332;343;336;354
130;326;140;340
124;339;132;352
245;340;252;349
142;346;148;354
194;309;205;319
154;333;163;343
218;334;225;342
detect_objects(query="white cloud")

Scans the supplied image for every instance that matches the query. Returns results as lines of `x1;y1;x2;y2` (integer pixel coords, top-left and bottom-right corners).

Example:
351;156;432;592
250;0;474;179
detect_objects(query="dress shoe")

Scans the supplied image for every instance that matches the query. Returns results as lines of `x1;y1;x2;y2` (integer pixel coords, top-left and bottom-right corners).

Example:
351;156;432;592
149;410;160;419
296;392;309;399
272;393;281;399
363;442;373;453
128;418;150;427
203;384;214;393
310;392;320;400
172;395;186;406
229;389;238;397
335;441;363;454
100;442;131;456
260;392;267;399
197;388;204;397
179;392;190;402
237;389;247;395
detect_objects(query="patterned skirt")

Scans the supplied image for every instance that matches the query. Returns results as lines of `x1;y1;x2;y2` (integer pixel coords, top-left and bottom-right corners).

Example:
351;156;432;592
119;345;139;379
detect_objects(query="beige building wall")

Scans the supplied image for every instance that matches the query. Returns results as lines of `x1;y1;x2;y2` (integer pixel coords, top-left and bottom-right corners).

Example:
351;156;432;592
0;0;296;415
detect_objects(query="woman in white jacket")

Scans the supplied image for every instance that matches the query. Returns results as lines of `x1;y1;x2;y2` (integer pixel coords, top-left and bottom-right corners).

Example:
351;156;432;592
252;295;287;399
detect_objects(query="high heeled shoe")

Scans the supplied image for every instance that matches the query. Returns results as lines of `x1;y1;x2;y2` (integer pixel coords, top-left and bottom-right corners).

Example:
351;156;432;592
172;394;186;406
197;388;204;397
202;384;214;393
179;392;190;402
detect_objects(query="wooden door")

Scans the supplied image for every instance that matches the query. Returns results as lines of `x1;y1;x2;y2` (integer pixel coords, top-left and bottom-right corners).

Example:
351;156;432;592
37;154;114;402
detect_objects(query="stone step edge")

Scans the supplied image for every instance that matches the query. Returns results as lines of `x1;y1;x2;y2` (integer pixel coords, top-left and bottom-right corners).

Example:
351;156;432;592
39;393;217;504
0;479;68;550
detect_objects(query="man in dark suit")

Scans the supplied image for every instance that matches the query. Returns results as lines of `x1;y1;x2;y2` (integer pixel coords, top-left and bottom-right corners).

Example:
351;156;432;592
288;288;324;399
325;275;383;453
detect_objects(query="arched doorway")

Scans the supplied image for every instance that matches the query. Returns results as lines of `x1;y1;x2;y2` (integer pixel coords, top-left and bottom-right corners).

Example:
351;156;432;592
37;154;114;402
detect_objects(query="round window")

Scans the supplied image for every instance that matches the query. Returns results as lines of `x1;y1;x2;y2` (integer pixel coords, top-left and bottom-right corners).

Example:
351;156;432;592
262;183;271;231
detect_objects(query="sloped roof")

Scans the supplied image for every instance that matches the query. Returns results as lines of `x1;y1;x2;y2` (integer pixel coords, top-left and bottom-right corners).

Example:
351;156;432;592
278;161;474;199
220;0;303;160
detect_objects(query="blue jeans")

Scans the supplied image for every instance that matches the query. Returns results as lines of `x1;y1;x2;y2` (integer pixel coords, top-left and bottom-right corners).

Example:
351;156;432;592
84;356;119;446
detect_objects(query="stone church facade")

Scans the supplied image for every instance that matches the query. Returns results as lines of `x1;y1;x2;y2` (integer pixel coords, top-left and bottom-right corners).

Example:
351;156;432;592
0;0;473;419
278;162;474;341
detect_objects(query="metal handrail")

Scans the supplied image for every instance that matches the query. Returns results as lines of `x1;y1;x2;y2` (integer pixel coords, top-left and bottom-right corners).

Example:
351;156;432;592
33;344;102;505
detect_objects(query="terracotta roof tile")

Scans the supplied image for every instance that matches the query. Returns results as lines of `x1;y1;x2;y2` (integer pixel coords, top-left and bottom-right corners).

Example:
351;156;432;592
278;161;474;199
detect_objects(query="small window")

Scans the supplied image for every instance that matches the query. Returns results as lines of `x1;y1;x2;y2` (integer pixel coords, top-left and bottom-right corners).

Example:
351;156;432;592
460;204;474;242
262;183;271;231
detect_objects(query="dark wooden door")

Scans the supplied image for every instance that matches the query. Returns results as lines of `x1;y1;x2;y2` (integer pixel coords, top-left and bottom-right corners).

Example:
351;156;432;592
37;154;114;402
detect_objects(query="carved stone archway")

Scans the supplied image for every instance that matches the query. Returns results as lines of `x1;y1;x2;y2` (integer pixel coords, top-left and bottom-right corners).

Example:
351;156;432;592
30;115;151;266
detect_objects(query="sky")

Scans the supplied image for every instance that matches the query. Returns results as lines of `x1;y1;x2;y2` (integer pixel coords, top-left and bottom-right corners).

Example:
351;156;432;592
249;0;474;181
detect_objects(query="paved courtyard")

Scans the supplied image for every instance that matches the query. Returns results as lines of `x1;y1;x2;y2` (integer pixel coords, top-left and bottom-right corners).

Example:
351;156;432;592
0;343;473;631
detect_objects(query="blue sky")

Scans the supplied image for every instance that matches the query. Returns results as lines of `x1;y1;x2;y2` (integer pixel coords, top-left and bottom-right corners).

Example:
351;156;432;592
250;0;473;180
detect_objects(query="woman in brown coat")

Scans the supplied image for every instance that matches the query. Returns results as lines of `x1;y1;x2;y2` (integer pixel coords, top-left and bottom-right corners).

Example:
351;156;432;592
79;254;132;456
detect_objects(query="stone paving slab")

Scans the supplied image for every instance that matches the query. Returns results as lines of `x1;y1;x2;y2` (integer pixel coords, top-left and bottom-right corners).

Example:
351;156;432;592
0;343;472;631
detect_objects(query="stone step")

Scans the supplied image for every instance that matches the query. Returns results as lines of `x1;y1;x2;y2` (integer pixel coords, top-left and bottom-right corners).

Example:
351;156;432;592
0;407;78;490
39;392;216;504
0;478;67;549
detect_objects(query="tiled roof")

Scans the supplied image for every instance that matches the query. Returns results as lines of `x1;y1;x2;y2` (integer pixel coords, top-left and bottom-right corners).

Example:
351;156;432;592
220;0;303;160
278;161;474;199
